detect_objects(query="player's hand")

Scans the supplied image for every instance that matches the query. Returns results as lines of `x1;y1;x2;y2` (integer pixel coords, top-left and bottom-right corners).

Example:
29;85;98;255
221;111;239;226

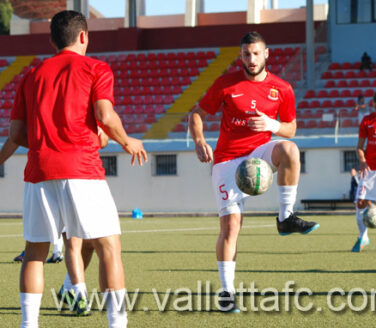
123;136;148;166
195;141;213;163
248;109;280;133
359;161;370;178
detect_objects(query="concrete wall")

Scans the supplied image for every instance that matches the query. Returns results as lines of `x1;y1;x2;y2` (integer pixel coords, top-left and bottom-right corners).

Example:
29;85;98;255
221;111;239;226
0;146;354;214
329;0;376;63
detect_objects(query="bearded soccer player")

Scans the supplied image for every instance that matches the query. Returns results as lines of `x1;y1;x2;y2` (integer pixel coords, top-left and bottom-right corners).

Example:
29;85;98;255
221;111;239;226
353;94;376;252
10;10;147;327
189;31;319;312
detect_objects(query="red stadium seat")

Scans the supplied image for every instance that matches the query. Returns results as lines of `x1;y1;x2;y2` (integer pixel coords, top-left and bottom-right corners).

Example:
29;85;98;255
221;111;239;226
341;62;352;69
342;119;354;127
352;89;363;97
340;89;351;98
298;101;309;109
353;62;361;69
306;120;318;128
304;90;316;98
156;53;166;60
173;123;186;132
337;80;348;88
301;109;314;118
208;122;220;131
372;80;376;87
328;90;339;98
345;99;356;107
360;80;371;87
309;100;321;108
322;71;333;79
339;108;348;116
333;99;345;107
344;71;355;78
317;90;328;98
348;80;359;88
321;100;333;108
356;71;367;78
364;89;374;97
324;80;335;88
329;62;340;70
333;71;344;79
297;120;305;129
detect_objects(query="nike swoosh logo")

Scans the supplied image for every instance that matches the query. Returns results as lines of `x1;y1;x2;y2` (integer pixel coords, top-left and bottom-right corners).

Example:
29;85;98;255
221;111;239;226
231;94;244;98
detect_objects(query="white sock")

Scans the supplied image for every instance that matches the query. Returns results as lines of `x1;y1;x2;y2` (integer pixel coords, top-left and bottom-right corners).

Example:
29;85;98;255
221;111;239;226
63;273;73;291
356;207;368;240
217;261;236;294
72;282;87;299
53;237;64;253
103;289;128;328
20;293;42;328
278;185;298;222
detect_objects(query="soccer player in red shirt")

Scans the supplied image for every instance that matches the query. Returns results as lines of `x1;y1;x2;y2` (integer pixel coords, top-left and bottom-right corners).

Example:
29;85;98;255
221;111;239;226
10;11;147;327
189;31;319;312
353;94;376;252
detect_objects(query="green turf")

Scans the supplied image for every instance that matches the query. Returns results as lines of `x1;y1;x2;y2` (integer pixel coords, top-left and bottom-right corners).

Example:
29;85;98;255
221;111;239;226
0;215;375;327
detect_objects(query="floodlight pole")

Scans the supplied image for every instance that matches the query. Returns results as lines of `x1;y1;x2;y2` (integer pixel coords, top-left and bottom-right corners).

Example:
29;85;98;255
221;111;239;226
306;0;315;89
67;0;89;18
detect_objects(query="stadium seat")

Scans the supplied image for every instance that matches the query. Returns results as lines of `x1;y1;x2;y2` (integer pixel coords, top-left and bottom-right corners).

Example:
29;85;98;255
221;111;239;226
340;89;351;98
341;62;352;69
301;109;314;118
333;72;344;79
317;90;328;98
321;100;333;108
360;80;370;87
353;62;361;69
322;72;333;79
337;80;348;88
329;62;340;70
306;120;318;128
318;121;335;128
173;123;186;132
339;108;348;116
329;90;339;98
333;100;345;107
352;89;363;97
297;120;305;129
298;101;309;109
304;90;316;98
309;100;321;109
324;80;335;88
356;71;367;78
208;122;220;131
345;99;356;107
342;119;354;127
364;89;374;97
372;80;376;87
344;71;355;79
348;80;359;88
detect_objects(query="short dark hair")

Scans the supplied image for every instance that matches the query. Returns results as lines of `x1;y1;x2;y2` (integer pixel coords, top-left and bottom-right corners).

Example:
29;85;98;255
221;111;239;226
240;31;266;46
50;10;88;50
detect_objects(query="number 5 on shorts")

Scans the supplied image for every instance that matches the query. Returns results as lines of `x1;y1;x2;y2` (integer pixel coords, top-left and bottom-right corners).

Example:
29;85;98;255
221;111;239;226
219;184;229;200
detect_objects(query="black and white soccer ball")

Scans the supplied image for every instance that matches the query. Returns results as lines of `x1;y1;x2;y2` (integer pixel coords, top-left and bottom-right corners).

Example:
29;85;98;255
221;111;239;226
363;206;376;229
235;157;273;196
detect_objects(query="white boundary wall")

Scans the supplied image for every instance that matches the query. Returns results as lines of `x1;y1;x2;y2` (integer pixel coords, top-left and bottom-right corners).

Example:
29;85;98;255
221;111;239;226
0;141;355;214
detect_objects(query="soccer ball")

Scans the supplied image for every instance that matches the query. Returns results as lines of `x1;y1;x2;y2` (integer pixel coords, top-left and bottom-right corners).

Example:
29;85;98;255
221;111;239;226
235;157;273;196
363;206;376;228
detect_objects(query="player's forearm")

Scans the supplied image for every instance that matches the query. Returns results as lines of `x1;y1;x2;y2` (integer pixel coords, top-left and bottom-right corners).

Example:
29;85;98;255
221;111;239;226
275;121;296;138
189;112;207;145
0;138;19;165
9;120;28;148
357;148;367;164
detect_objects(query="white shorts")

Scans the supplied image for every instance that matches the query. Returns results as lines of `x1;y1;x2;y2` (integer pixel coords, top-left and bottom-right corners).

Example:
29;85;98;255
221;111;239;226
356;171;376;201
23;179;121;243
212;140;280;217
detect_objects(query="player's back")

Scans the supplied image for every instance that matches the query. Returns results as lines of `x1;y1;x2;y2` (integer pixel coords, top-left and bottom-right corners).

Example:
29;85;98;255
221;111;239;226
14;50;112;182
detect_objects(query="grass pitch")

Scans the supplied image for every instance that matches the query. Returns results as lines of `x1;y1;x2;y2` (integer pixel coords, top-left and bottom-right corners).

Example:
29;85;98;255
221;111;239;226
0;215;375;327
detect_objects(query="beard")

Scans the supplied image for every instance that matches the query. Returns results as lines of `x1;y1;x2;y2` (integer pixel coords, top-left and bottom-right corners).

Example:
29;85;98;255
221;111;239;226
242;61;266;78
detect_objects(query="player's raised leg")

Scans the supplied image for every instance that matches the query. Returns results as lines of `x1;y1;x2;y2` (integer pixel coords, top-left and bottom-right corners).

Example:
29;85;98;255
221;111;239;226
352;198;370;252
272;140;320;235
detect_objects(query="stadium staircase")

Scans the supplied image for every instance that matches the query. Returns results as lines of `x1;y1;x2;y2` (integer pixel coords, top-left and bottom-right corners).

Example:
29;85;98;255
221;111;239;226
143;47;239;139
0;56;34;89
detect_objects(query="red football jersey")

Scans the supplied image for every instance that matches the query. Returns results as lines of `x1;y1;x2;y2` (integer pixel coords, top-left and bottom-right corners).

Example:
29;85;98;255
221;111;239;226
11;50;114;183
199;70;296;164
359;112;376;169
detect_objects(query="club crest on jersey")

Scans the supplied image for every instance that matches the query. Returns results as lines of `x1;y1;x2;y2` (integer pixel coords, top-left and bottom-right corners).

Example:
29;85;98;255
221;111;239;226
268;88;279;101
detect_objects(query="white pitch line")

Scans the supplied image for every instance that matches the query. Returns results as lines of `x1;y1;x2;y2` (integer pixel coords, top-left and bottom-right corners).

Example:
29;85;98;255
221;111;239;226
0;224;275;238
122;224;274;234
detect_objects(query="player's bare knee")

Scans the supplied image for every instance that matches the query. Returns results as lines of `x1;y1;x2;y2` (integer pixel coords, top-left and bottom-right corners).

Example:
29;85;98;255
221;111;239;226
274;141;299;165
357;200;368;209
